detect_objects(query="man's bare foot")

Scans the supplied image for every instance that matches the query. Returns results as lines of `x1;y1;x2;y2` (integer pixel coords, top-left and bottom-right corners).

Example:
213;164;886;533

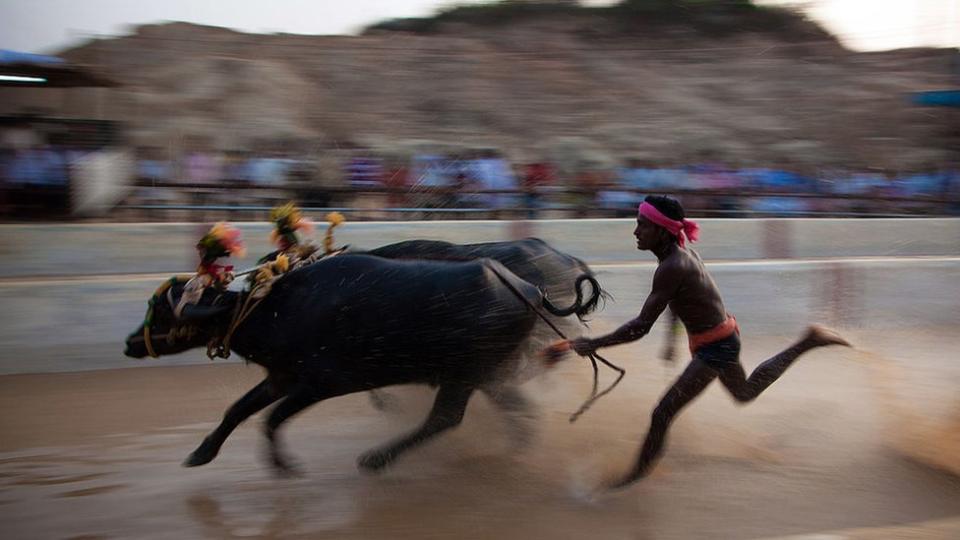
805;324;852;348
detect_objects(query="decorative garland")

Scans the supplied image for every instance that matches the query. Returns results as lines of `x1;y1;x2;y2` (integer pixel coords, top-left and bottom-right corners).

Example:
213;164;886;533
323;211;345;255
196;222;246;286
253;205;346;289
139;211;349;361
269;202;314;251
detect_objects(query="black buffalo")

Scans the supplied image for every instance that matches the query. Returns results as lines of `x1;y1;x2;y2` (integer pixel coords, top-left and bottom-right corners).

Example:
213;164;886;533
364;238;604;321
360;237;606;410
124;254;592;474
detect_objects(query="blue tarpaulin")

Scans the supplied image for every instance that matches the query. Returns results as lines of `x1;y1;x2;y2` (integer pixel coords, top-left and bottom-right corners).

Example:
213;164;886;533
0;50;65;65
911;90;960;108
0;50;116;87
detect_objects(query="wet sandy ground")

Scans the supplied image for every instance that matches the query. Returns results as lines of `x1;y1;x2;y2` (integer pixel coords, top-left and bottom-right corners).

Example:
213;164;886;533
1;256;958;538
2;330;958;540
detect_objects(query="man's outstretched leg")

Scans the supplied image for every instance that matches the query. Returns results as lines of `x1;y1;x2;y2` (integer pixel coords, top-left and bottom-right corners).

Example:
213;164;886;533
607;358;717;490
718;325;850;403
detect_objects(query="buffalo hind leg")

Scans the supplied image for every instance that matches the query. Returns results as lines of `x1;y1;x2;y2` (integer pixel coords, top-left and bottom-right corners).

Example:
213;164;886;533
184;378;285;467
264;384;326;476
357;383;475;472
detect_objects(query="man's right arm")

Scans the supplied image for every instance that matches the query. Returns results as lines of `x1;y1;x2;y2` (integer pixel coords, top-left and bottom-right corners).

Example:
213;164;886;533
592;287;671;348
573;263;681;354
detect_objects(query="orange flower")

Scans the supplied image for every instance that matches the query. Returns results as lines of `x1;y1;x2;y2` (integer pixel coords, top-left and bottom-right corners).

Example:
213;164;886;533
210;222;247;258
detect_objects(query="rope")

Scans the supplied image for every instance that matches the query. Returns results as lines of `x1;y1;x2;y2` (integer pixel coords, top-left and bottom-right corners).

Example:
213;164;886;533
567;352;626;423
484;262;625;423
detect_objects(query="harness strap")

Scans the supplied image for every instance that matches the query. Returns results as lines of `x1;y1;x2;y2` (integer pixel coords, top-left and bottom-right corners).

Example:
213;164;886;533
203;248;350;360
206;285;267;360
143;323;158;358
140;275;193;359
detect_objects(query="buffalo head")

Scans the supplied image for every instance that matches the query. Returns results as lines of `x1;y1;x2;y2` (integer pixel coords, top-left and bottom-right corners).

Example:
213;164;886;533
124;276;234;359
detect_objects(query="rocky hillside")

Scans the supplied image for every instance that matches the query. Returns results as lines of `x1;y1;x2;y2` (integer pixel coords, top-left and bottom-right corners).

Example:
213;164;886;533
59;1;957;170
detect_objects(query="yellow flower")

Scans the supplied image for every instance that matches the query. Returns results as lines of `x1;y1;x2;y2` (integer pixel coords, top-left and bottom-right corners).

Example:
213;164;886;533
323;212;346;254
208;221;228;237
203;222;246;258
325;212;346;226
273;254;290;273
256;267;274;283
270;202;298;223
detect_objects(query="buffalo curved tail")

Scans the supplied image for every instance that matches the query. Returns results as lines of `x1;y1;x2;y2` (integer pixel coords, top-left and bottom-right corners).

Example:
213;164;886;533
541;274;606;320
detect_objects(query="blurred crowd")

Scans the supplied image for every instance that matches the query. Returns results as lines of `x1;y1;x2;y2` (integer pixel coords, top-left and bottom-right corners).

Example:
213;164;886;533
124;143;960;218
1;136;78;218
3;132;959;219
597;159;960;216
0;117;114;218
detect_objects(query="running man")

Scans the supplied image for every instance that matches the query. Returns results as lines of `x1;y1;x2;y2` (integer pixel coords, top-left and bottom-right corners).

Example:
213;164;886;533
570;195;850;489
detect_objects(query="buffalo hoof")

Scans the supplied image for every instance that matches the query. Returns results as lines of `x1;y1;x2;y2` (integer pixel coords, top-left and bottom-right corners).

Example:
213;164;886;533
357;450;392;473
183;442;218;467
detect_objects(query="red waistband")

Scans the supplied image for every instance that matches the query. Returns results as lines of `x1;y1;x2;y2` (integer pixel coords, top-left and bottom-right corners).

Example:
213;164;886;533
688;315;738;353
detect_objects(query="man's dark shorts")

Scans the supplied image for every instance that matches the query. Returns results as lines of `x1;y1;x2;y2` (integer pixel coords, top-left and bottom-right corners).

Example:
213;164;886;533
694;333;741;370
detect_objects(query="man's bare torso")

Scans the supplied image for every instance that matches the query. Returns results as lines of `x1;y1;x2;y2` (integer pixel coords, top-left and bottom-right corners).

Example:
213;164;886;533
660;248;728;334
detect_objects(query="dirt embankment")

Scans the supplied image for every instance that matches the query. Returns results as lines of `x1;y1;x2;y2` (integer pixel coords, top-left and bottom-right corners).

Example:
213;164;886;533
57;3;957;169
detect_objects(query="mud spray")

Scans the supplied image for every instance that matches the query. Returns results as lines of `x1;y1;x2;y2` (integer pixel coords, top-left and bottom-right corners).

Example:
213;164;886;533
856;348;960;477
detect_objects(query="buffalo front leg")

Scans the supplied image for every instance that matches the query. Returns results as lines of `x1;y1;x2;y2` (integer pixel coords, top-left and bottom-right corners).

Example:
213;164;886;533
357;383;475;472
184;378;284;467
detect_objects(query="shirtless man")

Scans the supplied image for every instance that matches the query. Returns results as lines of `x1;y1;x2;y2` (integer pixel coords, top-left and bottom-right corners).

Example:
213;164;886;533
570;195;850;489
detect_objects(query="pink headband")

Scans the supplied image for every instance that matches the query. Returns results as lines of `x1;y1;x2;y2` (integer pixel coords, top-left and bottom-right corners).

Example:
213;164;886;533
638;202;700;248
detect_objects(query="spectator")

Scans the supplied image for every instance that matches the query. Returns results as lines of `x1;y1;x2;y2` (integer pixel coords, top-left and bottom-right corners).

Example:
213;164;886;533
222;150;253;184
342;145;389;218
409;151;450;187
521;160;555;218
183;149;222;185
314;144;348;205
0;145;13;215
249;150;290;186
5;143;70;216
573;165;610;218
409;151;453;210
599;159;644;214
136;146;172;183
345;146;384;189
383;158;410;208
469;149;518;210
451;152;484;209
132;146;177;214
